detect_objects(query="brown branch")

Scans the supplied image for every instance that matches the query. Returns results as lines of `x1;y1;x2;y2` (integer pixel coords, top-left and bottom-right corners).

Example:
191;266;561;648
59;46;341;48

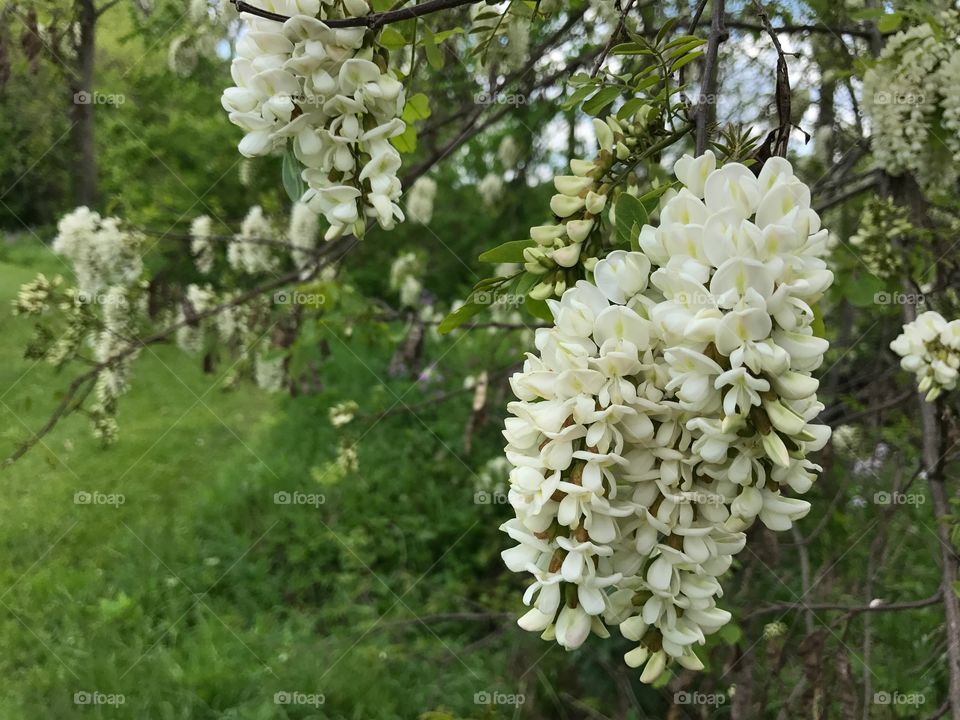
746;591;944;618
750;0;791;159
231;0;483;28
695;0;726;155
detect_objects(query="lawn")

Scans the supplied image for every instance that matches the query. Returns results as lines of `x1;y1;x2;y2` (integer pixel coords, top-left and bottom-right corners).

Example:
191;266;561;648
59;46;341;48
0;241;577;719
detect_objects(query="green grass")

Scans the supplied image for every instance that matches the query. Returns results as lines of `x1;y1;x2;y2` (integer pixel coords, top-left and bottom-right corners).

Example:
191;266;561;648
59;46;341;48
0;241;595;719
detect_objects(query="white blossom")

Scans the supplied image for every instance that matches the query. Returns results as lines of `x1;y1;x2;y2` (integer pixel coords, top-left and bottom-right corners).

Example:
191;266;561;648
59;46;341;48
190;215;215;274
221;5;408;238
406;176;437;225
891;311;960;401
500;150;833;682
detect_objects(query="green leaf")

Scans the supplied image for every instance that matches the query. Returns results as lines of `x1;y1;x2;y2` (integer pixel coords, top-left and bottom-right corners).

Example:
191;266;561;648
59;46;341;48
281;146;305;204
582;86;620;116
614;193;647;246
877;12;903;32
378;26;406;50
562;84;596;111
478;239;535;263
656;17;678;45
402;92;431;122
611;42;651;55
671;50;704;72
525;295;553;322
390;125;417;153
422;25;444;69
718;622;742;645
438;302;484;334
617;97;648;121
514;271;539;297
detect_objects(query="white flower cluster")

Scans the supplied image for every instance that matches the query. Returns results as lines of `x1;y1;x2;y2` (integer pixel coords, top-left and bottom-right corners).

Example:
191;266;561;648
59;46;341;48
389;251;424;308
52;207;143;296
90;285;145;445
890;311;960;401
478;173;504;208
329;399;359;427
406;176;437;225
191;215;215;274
863;10;960;193
229;206;277;274
221;0;408;239
12;273;60;316
470;3;531;72
500;151;833;681
176;283;217;354
522;112;654;300
288;201;320;270
255;351;287;392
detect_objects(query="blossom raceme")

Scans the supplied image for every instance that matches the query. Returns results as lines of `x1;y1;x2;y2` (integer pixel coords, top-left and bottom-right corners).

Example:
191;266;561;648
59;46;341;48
521;109;655;300
500;149;833;681
221;1;407;239
891;311;960;401
862;9;960;193
52;207;143;297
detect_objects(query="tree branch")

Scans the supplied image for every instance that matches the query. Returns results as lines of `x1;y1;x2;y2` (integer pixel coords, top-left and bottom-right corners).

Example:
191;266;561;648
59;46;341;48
231;0;483;28
695;0;725;155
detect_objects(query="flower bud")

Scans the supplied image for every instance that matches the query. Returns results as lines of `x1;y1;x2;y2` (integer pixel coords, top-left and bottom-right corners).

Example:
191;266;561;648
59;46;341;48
584;191;607;215
554;175;594;196
565;218;594;243
550;194;585;218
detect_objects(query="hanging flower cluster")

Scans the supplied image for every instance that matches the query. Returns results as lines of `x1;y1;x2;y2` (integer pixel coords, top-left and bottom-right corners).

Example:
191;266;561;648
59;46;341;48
500;150;833;681
228;206;278;274
51;207;143;298
521;110;655;301
191;215;215;274
890;311;960;401
176;283;217;354
389;250;424;308
406;176;437;225
289;201;321;271
848;197;914;279
478;173;504;208
862;10;960;194
221;0;407;239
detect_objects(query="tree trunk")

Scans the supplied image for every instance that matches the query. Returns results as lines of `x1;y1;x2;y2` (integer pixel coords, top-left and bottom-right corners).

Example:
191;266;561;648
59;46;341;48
71;0;97;207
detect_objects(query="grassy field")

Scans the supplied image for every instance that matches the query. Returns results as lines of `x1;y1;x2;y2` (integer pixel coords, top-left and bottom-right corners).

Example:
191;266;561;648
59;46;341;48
0;241;589;719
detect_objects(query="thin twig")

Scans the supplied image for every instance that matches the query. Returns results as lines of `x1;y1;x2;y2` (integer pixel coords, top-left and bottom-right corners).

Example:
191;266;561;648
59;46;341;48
231;0;482;28
591;0;640;77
